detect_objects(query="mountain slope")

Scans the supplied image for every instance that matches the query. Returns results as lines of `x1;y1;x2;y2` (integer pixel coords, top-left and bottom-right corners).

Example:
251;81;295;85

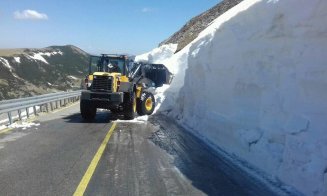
0;45;89;100
160;0;243;52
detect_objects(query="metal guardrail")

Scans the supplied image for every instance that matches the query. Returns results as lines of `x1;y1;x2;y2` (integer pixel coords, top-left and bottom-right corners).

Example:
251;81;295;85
0;90;82;125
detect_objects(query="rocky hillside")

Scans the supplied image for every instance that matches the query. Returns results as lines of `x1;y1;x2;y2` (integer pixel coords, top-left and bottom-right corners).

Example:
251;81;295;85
160;0;243;52
0;45;89;100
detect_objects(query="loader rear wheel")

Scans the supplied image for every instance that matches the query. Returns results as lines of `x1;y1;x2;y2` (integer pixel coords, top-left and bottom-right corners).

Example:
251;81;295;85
80;100;96;120
124;92;136;120
136;92;155;116
110;107;121;114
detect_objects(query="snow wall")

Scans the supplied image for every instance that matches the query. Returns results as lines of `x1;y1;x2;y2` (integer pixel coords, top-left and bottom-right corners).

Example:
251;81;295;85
136;0;327;195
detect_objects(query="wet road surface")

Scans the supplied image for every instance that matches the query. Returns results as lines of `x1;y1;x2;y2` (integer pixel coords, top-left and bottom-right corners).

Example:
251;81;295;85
0;104;278;195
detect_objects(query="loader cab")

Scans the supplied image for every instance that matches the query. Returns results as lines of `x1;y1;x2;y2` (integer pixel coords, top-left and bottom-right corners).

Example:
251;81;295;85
88;54;130;75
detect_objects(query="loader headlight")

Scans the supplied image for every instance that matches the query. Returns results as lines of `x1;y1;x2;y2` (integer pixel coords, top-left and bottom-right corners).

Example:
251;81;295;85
85;75;93;89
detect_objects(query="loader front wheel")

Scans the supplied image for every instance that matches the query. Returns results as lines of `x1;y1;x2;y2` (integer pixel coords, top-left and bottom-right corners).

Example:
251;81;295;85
136;92;155;116
124;92;136;120
80;100;96;120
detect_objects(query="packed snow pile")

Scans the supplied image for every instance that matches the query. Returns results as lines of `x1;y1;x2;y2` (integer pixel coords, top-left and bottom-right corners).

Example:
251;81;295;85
135;44;177;66
137;0;327;195
135;43;192;114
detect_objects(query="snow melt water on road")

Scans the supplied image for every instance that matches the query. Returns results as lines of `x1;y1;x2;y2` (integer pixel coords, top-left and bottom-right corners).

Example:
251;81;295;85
136;0;327;195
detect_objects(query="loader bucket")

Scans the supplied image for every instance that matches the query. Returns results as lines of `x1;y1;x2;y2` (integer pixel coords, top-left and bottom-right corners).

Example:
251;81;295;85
143;64;173;87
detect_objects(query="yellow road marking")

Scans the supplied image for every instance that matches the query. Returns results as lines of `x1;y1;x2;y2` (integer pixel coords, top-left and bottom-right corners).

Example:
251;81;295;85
73;122;117;196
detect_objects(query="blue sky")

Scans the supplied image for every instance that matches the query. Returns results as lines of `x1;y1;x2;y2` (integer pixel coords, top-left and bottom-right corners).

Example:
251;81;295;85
0;0;220;55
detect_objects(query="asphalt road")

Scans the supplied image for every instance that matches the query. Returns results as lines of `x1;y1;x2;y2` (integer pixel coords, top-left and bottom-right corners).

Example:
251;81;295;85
0;103;278;196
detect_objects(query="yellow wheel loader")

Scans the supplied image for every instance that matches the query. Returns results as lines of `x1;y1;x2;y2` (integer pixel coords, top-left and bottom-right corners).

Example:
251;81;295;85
80;54;172;120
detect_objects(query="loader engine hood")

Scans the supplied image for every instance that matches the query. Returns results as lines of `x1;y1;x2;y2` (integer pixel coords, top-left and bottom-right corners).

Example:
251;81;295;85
93;72;121;77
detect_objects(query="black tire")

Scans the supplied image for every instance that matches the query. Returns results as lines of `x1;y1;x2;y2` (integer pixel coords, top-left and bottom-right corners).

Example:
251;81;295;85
80;100;96;120
136;92;155;116
110;107;121;114
123;92;136;120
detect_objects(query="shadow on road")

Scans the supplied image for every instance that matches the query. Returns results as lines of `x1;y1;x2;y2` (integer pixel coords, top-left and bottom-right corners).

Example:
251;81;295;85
62;111;122;124
148;114;277;196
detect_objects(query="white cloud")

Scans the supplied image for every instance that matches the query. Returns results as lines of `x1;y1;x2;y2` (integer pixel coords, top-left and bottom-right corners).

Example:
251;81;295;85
141;7;153;13
14;9;48;20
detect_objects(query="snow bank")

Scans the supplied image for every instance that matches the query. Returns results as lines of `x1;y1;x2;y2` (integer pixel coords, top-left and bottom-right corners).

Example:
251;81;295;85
140;0;327;195
135;44;177;68
135;43;192;114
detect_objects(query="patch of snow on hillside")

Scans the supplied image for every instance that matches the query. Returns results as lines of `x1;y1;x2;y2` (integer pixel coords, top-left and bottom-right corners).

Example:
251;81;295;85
29;50;63;64
41;50;63;56
68;75;79;80
0;57;13;71
0;57;20;79
14;57;21;63
30;53;49;64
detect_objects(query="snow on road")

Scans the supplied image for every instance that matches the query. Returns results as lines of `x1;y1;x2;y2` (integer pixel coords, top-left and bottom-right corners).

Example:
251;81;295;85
0;106;40;129
114;115;149;124
136;0;327;195
8;121;40;130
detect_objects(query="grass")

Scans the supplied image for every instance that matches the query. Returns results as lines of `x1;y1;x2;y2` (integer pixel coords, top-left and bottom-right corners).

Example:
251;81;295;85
0;48;27;56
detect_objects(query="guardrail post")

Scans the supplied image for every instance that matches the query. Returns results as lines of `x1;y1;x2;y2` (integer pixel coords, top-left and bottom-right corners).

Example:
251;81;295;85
8;112;12;125
0;90;81;121
26;108;29;118
45;103;49;113
33;106;37;116
18;109;22;121
50;102;54;111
